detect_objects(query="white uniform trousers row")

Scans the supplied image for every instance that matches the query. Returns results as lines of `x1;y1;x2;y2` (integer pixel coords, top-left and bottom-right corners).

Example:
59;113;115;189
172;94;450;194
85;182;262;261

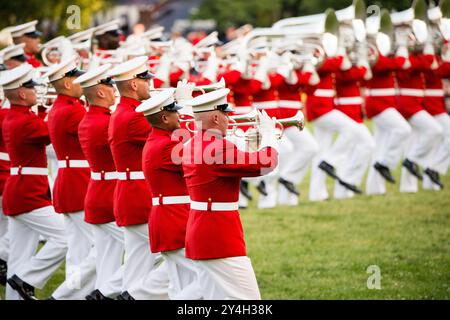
51;211;96;300
0;197;9;262
277;127;319;206
366;108;412;195
401;110;445;193
6;205;68;300
423;113;450;190
309;110;374;201
91;222;124;297
195;256;261;300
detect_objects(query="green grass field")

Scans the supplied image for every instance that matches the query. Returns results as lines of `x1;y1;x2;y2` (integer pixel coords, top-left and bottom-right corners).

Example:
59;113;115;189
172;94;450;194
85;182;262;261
1;169;449;300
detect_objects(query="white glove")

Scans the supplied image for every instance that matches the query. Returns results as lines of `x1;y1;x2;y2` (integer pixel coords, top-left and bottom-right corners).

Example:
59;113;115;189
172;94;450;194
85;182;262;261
154;53;172;83
337;47;351;71
254;56;269;84
258;110;279;152
203;51;219;82
301;61;320;86
175;79;195;104
423;42;435;55
278;52;297;84
396;45;411;69
443;43;450;62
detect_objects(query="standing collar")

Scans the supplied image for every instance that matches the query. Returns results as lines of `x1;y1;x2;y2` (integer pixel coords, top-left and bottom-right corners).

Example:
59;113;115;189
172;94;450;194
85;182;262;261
151;126;173;137
88;105;111;114
55;93;84;106
119;96;141;109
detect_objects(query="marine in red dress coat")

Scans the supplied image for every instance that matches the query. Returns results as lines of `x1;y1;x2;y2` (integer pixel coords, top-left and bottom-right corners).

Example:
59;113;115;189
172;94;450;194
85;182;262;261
108;96;153;226
47;94;89;214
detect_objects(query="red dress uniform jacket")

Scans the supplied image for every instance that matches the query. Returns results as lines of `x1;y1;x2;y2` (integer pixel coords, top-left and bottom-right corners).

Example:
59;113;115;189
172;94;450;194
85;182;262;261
423;60;450;116
182;130;278;260
396;54;435;119
25;53;42;68
365;55;406;118
2;105;51;215
78;105;117;224
108;97;152;226
278;70;311;127
47;94;89;213
334;66;367;123
143;127;190;253
252;72;285;119
0;107;10;195
225;72;262;115
305;56;344;121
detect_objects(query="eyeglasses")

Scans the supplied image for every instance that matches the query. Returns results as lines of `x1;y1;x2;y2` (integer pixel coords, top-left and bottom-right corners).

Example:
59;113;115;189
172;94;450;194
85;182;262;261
98;77;115;87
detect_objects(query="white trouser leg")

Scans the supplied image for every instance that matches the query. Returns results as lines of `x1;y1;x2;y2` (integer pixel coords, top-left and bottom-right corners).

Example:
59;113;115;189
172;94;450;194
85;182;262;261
0;197;9;262
310;122;334;201
93;222;124;298
334;123;376;199
401;111;444;193
428;113;450;174
366;109;412;194
309;110;362;201
6;216;39;300
122;224;156;292
257;166;279;209
162;249;203;300
278;127;319;206
196;256;261;300
51;212;97;300
406;110;444;167
128;257;170;300
12;206;68;289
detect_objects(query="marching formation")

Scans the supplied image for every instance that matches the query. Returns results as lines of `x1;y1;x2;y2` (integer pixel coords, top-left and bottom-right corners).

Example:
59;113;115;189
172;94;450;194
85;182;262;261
0;0;449;300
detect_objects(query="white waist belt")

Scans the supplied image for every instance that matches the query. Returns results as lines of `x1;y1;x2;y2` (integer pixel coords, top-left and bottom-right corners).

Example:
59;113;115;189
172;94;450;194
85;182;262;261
254;101;278;109
10;167;48;176
398;88;424;97
313;89;335;97
190;200;239;211
58;160;90;168
91;171;118;180
117;171;145;180
334;97;364;105
365;88;397;97
424;89;444;97
152;195;191;206
0;152;10;161
278;100;303;109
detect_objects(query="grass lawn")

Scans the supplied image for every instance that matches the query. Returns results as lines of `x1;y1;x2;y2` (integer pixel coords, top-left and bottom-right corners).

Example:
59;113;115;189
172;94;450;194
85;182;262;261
1;169;449;300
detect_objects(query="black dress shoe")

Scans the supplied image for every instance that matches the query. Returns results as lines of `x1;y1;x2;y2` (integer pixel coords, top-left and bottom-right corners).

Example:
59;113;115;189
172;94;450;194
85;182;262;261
116;291;135;300
240;180;253;200
0;259;7;286
318;161;339;180
85;289;113;300
374;162;396;184
424;168;444;189
402;159;423;180
279;178;300;196
338;180;363;194
256;181;268;196
7;275;37;300
47;296;56;300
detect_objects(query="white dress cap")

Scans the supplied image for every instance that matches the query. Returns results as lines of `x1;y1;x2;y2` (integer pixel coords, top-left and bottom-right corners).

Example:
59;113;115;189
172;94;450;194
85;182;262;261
42;56;83;82
107;56;154;82
0;63;37;90
185;88;233;113
136;88;182;116
68;28;96;44
73;63;113;88
0;43;26;61
93;19;121;37
8;20;41;38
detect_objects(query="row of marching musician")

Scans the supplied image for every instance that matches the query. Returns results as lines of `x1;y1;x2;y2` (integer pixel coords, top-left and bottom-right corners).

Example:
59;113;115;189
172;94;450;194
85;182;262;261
0;0;449;300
